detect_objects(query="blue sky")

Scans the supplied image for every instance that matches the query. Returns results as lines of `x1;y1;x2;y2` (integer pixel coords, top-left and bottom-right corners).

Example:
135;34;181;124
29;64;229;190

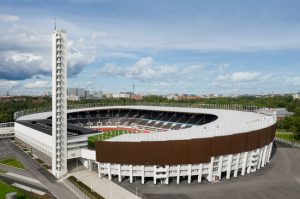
0;0;300;95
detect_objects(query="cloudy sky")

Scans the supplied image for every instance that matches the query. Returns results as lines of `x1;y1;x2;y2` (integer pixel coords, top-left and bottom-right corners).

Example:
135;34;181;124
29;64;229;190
0;0;300;95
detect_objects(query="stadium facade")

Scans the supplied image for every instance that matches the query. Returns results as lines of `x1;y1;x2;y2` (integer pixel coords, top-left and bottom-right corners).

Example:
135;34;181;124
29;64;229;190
8;105;276;184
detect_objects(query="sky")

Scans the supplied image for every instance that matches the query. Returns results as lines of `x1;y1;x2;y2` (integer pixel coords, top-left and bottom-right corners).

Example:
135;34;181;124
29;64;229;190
0;0;300;96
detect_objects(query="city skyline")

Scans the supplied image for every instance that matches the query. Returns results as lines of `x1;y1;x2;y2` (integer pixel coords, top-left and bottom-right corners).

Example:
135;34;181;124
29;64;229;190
1;0;300;95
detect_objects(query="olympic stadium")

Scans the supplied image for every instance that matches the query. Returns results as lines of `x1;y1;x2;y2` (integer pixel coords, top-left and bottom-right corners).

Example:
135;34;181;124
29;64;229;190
7;104;276;185
0;29;277;187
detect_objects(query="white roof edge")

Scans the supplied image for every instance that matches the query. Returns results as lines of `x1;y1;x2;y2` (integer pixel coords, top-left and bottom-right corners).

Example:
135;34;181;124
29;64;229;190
16;106;276;142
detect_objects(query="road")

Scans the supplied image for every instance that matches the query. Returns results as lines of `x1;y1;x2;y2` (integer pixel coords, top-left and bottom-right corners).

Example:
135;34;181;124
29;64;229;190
3;142;78;199
0;164;34;178
116;142;300;199
0;174;51;195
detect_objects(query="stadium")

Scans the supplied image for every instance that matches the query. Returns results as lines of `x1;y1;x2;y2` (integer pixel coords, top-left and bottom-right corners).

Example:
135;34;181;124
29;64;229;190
0;29;277;186
10;104;276;184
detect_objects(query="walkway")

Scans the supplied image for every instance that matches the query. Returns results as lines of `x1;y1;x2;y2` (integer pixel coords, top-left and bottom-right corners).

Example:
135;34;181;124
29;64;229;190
68;170;140;199
3;142;78;199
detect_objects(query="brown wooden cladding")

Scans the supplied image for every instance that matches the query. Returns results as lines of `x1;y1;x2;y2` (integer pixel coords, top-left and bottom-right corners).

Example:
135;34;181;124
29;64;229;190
95;124;276;165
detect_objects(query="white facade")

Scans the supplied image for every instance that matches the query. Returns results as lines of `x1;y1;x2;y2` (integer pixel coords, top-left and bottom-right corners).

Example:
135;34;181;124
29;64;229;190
112;93;132;99
52;29;68;178
0;122;14;140
97;142;273;184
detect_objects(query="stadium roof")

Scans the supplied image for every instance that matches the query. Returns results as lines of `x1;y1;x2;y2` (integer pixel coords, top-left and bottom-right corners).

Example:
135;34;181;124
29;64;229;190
16;106;276;142
16;119;94;136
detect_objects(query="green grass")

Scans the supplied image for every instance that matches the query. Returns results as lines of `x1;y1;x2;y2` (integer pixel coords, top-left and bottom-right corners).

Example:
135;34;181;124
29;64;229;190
276;133;300;143
0;158;25;169
0;180;29;199
68;176;104;199
88;130;128;148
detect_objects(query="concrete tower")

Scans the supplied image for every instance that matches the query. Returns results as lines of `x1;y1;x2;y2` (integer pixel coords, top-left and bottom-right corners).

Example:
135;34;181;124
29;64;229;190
52;29;68;178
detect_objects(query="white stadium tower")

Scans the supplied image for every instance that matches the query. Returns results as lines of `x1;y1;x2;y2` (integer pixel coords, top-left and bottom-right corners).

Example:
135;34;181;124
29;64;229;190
52;29;68;178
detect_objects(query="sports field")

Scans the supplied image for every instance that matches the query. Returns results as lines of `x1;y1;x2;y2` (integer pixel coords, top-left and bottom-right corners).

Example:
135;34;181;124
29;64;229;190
88;130;129;148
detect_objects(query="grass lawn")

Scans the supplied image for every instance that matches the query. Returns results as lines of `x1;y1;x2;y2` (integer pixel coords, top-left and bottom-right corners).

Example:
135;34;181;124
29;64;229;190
0;158;25;169
88;130;128;148
276;133;300;143
0;180;29;199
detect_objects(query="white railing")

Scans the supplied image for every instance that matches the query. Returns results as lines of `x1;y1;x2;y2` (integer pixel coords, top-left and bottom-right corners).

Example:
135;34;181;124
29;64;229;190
14;102;268;119
275;137;300;148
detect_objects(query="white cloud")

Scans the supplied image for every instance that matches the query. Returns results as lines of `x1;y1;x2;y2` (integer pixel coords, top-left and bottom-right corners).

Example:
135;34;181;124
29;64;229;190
100;57;178;81
6;53;43;63
216;74;230;81
0;80;18;89
217;72;260;82
91;31;107;40
24;80;49;88
85;81;94;87
0;14;20;22
67;42;96;76
217;63;230;72
100;57;206;82
286;76;300;86
231;72;259;82
182;64;203;76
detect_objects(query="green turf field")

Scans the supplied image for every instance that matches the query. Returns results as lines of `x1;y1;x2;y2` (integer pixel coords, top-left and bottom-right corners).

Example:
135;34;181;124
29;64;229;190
88;130;129;148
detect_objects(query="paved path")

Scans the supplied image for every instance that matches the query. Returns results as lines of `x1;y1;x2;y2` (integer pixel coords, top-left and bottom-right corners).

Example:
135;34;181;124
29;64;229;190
117;142;300;199
68;170;140;199
3;142;78;199
0;173;50;195
0;164;34;178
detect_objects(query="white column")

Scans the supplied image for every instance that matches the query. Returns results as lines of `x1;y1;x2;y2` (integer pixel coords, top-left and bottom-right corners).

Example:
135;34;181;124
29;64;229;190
129;165;133;183
176;165;180;184
265;144;271;163
252;149;259;172
257;149;263;170
267;142;273;162
188;164;192;184
198;164;203;183
88;160;92;172
141;165;145;184
153;165;157;185
241;152;248;176
226;155;233;179
108;163;112;180
118;164;122;182
98;162;101;178
247;151;253;174
217;156;223;179
261;146;267;167
234;154;240;177
165;165;170;184
208;157;214;182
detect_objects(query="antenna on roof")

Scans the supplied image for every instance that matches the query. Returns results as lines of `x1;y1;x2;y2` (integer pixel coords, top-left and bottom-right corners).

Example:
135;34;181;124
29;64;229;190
53;17;56;30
